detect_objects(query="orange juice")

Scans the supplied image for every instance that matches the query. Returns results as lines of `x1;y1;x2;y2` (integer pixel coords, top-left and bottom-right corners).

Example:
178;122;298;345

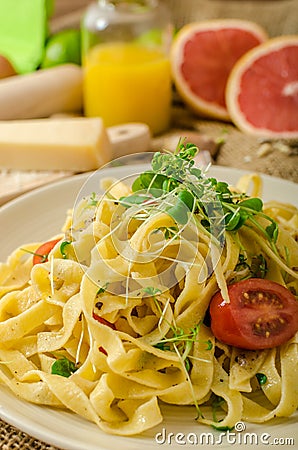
83;43;172;135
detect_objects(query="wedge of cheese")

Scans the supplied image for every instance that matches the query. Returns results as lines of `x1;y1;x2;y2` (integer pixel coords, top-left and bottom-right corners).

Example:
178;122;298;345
0;117;112;171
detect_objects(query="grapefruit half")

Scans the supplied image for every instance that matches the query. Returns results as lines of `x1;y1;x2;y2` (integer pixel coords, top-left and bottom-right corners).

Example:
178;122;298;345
226;35;298;138
171;19;268;120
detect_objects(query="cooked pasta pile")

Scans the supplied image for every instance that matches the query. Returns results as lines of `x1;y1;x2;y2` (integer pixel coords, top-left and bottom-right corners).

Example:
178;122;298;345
0;148;297;435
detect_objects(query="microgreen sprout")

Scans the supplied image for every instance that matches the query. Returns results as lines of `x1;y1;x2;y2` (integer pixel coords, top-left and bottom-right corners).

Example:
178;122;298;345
88;192;98;207
20;247;48;263
143;286;162;297
250;254;268;278
143;287;213;388
158;226;179;240
283;246;290;283
142;286;212;369
211;395;225;423
120;141;280;255
96;282;109;297
235;253;250;272
233;253;268;281
210;395;234;431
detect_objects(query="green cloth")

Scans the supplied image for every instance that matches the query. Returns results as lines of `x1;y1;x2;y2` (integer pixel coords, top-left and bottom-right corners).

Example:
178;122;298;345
0;0;47;73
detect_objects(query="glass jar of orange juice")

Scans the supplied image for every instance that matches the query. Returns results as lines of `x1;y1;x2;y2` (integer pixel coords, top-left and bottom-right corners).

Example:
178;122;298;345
81;0;173;135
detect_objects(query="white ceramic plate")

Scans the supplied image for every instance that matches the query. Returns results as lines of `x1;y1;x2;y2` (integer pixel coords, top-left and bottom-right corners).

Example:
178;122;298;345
0;165;297;450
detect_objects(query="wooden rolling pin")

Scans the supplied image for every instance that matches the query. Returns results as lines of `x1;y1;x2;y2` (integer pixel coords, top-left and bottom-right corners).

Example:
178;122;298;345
0;64;83;119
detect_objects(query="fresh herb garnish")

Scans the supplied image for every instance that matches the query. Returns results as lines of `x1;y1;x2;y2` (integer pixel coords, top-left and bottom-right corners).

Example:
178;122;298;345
51;357;77;378
153;323;205;363
211;395;234;431
234;253;268;281
159;226;179;240
147;288;213;366
120;192;154;208
211;395;225;423
256;372;267;385
96;282;109;297
119;140;279;252
250;254;268;278
205;339;213;350
235;254;250;272
211;424;234;432
184;357;191;372
60;241;72;259
142;285;211;419
20;247;48;263
88;192;98;206
143;286;162;297
154;341;171;351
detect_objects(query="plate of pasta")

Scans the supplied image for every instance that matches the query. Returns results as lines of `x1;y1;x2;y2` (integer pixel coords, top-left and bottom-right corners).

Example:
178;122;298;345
0;147;297;450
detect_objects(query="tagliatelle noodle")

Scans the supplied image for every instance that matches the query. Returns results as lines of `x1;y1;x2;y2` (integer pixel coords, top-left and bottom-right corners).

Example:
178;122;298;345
0;171;297;435
242;340;298;422
0;244;42;296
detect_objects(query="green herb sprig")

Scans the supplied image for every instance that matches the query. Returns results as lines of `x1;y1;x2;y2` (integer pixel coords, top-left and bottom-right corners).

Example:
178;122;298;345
60;241;72;259
234;253;268;281
120;140;279;252
211;395;234;431
143;287;212;370
51;356;77;378
88;192;99;206
256;372;267;386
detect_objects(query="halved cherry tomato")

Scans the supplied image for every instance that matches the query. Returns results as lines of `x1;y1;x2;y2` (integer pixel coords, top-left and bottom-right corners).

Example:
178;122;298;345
210;278;298;350
33;239;61;265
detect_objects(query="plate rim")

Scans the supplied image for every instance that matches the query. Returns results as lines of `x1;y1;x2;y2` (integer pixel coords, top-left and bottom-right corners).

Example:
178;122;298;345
1;164;297;214
0;164;297;450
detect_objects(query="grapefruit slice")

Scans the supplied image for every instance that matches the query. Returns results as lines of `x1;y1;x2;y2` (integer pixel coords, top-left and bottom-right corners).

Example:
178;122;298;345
171;19;268;120
226;35;298;138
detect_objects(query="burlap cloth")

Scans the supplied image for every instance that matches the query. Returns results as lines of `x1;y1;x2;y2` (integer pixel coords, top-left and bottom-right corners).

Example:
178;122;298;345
0;421;59;450
154;104;298;182
1;1;297;449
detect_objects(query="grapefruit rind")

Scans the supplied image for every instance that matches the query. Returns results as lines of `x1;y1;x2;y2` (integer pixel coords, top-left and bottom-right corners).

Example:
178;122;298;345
226;35;298;138
171;19;268;121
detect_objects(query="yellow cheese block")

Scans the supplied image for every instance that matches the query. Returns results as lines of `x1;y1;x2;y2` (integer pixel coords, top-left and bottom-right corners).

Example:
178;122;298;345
0;117;112;171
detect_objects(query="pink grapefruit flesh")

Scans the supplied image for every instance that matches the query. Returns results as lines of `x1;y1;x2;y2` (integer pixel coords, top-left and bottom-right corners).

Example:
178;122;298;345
226;36;298;138
171;19;268;120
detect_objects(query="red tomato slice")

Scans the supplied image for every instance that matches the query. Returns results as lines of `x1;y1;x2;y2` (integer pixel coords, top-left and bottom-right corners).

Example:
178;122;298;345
33;239;61;265
93;313;116;356
98;346;108;356
92;312;116;330
210;278;298;350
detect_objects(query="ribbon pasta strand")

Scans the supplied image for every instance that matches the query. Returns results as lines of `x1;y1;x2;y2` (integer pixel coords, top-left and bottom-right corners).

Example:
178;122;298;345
0;172;297;436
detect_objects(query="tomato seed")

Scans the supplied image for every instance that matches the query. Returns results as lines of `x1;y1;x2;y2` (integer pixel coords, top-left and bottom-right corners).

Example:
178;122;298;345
252;315;287;337
241;290;283;308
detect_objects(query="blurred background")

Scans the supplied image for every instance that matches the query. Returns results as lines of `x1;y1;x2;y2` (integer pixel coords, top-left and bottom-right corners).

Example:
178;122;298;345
0;0;297;206
52;0;297;36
